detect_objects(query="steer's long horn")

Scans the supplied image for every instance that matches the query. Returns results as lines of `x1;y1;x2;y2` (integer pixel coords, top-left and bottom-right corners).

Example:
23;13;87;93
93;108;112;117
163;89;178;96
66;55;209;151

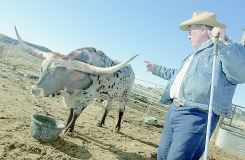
65;54;139;75
15;26;54;59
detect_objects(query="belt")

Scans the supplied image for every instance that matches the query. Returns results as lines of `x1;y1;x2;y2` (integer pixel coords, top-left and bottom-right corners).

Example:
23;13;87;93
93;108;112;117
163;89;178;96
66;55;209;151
173;99;184;107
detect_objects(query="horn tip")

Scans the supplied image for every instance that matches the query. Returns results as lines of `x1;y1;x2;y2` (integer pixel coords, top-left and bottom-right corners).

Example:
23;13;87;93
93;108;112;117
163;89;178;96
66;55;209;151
14;26;18;33
133;54;139;59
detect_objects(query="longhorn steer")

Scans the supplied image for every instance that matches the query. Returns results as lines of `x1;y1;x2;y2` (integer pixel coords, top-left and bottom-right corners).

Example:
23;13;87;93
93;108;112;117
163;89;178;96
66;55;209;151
15;27;137;133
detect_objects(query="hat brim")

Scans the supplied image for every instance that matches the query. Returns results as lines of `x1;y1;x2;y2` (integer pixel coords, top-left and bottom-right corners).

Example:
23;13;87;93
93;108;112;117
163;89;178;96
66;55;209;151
179;18;226;31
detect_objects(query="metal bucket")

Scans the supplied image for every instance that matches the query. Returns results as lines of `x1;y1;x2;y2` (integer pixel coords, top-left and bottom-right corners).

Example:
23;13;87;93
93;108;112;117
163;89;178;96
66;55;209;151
29;114;65;142
140;116;158;126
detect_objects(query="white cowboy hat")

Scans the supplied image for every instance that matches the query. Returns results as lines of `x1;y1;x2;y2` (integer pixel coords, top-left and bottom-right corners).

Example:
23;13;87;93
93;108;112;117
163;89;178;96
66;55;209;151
179;11;226;31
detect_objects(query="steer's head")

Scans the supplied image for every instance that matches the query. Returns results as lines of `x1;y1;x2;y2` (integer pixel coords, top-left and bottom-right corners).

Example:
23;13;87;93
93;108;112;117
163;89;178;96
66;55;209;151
15;26;139;97
32;57;93;97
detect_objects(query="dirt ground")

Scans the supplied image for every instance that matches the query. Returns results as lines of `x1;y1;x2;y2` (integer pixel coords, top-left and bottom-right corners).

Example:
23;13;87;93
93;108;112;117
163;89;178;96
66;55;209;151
0;49;244;160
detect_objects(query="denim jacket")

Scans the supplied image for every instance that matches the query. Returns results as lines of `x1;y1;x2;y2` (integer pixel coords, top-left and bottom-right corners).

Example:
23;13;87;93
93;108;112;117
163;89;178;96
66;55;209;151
152;40;245;117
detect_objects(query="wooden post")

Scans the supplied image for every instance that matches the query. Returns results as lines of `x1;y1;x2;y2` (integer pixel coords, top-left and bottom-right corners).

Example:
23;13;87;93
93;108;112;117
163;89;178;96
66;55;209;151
210;116;224;142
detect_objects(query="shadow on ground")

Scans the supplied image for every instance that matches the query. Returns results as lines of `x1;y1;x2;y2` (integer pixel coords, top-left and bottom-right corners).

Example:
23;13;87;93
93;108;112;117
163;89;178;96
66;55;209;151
71;132;155;160
42;137;92;159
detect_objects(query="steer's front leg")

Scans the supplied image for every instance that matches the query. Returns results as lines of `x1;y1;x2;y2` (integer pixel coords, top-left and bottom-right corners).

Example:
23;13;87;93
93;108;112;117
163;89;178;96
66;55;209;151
63;109;80;133
65;108;74;128
63;108;82;133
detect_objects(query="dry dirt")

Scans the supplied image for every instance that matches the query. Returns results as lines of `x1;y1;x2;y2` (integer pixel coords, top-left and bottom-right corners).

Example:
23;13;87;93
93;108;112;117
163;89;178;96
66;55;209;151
0;50;244;160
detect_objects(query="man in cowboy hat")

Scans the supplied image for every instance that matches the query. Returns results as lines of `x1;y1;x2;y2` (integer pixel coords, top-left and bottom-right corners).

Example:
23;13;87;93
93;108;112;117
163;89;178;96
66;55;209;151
145;11;245;160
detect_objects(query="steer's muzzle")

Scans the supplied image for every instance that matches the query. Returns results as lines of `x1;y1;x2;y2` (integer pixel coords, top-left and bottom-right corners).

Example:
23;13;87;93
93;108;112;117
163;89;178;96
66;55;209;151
31;85;45;97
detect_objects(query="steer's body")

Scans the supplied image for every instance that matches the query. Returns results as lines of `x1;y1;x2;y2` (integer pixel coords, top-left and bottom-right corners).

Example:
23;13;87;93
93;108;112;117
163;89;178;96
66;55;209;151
15;27;137;133
59;48;135;132
34;47;135;133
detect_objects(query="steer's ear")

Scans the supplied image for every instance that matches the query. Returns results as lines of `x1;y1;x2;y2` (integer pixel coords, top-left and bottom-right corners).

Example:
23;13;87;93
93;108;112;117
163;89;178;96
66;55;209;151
69;71;86;81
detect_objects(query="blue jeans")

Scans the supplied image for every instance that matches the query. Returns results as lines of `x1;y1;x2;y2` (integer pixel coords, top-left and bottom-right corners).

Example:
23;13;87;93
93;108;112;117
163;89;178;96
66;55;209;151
157;103;219;160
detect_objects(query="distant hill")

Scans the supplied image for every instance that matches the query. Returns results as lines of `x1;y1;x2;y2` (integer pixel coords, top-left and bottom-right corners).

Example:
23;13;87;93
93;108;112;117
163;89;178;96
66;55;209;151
0;33;52;52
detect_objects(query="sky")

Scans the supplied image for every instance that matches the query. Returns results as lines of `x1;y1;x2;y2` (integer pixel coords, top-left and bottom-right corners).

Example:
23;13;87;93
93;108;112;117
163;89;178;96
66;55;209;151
1;0;245;108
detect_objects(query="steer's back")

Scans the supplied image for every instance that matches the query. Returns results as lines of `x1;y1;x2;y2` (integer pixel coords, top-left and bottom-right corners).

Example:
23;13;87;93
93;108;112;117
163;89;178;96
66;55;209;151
67;47;135;98
97;65;135;99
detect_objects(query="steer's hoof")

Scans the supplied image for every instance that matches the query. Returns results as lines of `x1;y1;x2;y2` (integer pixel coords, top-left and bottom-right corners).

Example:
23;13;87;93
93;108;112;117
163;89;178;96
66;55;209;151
62;131;73;136
96;121;104;127
112;127;120;133
62;129;68;134
62;127;73;135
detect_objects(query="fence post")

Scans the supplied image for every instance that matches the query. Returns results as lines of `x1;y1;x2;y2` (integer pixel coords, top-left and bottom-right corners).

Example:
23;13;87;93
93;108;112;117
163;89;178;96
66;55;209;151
146;84;157;115
229;105;237;126
210;116;224;142
241;29;245;46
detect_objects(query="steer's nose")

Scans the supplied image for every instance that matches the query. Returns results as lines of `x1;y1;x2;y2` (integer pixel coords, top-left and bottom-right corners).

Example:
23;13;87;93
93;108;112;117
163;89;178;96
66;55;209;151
31;85;45;96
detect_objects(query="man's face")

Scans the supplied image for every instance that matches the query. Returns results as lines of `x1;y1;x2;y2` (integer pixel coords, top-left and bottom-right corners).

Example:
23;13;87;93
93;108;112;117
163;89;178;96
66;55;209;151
188;25;208;49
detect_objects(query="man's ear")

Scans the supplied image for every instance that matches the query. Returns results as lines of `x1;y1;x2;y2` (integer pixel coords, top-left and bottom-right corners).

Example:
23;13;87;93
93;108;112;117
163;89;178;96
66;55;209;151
207;30;215;42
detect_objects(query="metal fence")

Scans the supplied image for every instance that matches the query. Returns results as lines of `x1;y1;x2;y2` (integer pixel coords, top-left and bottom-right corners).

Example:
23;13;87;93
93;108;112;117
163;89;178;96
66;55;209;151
130;78;245;131
222;104;245;134
129;78;167;114
215;104;245;157
1;43;14;59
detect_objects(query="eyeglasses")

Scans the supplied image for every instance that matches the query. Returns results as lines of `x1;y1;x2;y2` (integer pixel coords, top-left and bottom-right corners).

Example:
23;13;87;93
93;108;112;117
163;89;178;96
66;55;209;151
189;25;204;35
